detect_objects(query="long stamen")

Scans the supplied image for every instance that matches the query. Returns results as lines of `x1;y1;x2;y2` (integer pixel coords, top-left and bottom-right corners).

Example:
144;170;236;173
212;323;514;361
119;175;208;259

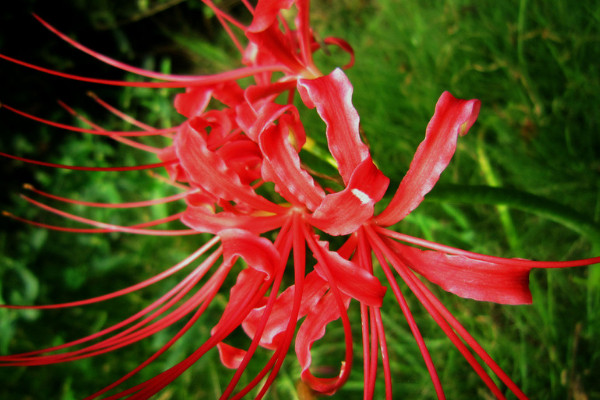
367;309;379;398
24;184;194;208
147;170;191;190
1;237;219;310
0;247;223;364
2;211;193;235
222;219;299;400
1;103;176;136
356;230;378;399
370;229;519;399
86;92;165;132
0;53;281;88
240;0;254;14
366;228;445;399
57;100;162;153
418;281;529;399
201;1;248;31
229;355;279;400
18;195;197;236
1;151;175;171
253;214;306;399
374;308;392;400
33;13;246;82
360;302;372;399
122;258;274;400
85;254;230;400
220;230;293;399
378;226;600;268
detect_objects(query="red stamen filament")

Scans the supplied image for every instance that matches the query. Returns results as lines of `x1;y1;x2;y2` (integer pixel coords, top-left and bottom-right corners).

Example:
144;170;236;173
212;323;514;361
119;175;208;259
378;226;600;268
0;52;281;88
1;103;176;137
1;151;176;171
86;92;165;132
57;100;162;154
17;195;197;236
87;254;233;400
24;184;194;208
33;13;245;82
1;237;219;311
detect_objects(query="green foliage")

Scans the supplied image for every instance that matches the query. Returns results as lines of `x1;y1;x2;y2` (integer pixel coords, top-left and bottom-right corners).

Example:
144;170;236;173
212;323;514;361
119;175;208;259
1;0;599;399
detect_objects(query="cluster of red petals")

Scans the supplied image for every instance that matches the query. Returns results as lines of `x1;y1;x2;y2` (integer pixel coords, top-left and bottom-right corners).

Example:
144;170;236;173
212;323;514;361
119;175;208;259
1;1;599;399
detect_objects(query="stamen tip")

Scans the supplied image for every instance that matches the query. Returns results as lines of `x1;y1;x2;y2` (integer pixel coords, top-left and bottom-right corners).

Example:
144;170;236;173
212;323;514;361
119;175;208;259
2;210;13;217
23;183;34;190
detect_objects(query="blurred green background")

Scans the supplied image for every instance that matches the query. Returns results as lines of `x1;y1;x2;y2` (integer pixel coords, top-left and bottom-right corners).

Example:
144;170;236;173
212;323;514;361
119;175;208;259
1;0;599;399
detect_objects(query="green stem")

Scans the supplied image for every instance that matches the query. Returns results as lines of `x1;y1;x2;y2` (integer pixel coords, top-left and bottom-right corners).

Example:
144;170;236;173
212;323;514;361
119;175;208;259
476;131;522;256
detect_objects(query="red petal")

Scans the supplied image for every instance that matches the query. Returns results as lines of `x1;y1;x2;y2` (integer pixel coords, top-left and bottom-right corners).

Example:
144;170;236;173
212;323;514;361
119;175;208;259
216;342;247;369
182;204;285;235
298;68;370;184
201;110;235;149
247;103;296;143
212;81;245;107
260;122;325;210
248;0;295;33
242;271;328;349
246;24;305;73
245;80;297;104
311;238;386;306
157;145;187;183
394;242;533;305
323;37;355;69
219;228;280;279
376;92;480;226
216;140;262;184
311;157;389;235
295;292;351;394
175;121;281;213
174;87;213;118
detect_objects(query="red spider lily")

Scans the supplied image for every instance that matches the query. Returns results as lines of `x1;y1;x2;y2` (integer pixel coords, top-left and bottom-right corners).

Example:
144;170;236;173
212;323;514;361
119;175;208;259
1;1;599;399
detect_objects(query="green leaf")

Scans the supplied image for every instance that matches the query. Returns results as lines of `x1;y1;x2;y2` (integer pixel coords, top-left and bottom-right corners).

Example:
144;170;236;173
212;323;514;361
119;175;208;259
426;184;600;246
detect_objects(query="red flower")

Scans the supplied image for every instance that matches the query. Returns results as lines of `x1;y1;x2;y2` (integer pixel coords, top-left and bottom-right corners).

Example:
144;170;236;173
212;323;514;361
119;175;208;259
1;1;599;399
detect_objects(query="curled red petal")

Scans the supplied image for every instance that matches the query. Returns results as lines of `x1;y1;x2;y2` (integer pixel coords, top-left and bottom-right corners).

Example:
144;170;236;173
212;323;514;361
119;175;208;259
244;80;297;104
248;0;295;33
394;242;533;305
175;121;281;213
260;122;325;210
219;228;280;279
246;24;305;73
376;91;481;226
216;140;263;184
216;342;247;369
212;81;245;107
247;102;294;143
181;204;285;235
242;271;328;350
174;87;213;118
323;37;355;69
312;238;386;307
295;292;351;395
157;146;187;183
311;156;389;236
298;68;370;184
